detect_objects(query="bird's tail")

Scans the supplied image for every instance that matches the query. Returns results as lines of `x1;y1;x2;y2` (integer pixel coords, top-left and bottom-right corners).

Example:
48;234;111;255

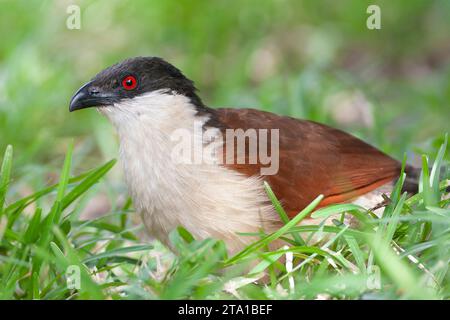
402;165;450;194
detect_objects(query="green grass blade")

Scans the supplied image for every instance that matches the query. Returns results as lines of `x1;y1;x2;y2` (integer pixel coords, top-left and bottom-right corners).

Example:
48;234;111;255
430;133;447;193
23;207;42;244
366;233;436;299
82;245;153;264
264;181;305;245
311;203;365;219
384;192;407;243
0;145;13;215
56;141;74;202
32;271;40;300
225;194;324;265
60;159;116;210
344;235;366;273
5;170;95;213
382;154;407;220
421;155;435;207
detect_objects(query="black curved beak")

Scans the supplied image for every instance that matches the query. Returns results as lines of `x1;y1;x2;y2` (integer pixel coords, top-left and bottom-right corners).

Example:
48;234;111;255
69;81;118;112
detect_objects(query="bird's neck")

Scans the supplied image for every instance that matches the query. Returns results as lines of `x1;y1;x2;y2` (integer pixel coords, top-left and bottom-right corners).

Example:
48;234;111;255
100;91;207;131
102;91;214;195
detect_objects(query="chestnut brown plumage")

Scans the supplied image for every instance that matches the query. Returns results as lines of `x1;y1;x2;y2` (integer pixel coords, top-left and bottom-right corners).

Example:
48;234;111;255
213;108;411;216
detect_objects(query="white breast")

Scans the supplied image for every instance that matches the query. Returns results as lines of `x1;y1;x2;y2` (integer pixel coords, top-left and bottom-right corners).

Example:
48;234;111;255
99;91;279;252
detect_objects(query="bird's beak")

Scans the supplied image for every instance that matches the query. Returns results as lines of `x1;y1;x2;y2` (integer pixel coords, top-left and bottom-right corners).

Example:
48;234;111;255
69;81;118;112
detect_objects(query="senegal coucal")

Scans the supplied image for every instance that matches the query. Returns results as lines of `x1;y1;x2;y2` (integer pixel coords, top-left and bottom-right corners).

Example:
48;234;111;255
69;56;423;252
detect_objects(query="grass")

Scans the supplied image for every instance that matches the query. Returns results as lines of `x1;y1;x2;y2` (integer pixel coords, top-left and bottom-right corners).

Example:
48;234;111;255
0;0;449;300
0;136;448;300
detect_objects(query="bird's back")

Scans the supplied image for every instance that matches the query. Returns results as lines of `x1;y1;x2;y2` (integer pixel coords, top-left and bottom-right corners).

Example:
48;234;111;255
213;108;406;216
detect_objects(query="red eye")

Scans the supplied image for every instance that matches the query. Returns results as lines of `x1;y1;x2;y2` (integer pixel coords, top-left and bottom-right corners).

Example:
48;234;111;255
122;75;137;90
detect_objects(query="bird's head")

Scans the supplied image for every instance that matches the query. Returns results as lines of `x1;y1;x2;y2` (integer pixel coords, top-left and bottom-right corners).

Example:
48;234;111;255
69;56;204;115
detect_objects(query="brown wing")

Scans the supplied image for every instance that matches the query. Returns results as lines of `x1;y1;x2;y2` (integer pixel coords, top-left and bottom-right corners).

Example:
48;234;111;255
213;108;402;217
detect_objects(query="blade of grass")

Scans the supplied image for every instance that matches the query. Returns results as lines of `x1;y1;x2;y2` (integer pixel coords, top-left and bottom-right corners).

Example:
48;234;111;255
0;145;13;216
279;224;350;281
60;159;116;210
82;245;154;264
225;194;324;265
384;192;407;243
264;181;305;245
5;170;94;213
366;233;436;299
344;235;366;273
51;226;104;299
56;141;74;202
430;133;447;193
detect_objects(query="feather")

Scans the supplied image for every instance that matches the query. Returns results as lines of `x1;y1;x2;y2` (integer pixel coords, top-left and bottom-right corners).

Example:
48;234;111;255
213;108;406;217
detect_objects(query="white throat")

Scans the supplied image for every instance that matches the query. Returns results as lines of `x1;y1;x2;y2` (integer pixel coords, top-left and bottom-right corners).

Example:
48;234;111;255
100;91;279;252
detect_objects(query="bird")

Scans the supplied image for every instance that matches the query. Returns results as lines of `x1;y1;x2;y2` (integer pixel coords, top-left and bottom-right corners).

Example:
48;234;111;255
69;56;423;253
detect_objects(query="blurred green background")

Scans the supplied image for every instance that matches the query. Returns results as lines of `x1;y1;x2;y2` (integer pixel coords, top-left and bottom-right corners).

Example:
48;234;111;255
1;0;449;201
